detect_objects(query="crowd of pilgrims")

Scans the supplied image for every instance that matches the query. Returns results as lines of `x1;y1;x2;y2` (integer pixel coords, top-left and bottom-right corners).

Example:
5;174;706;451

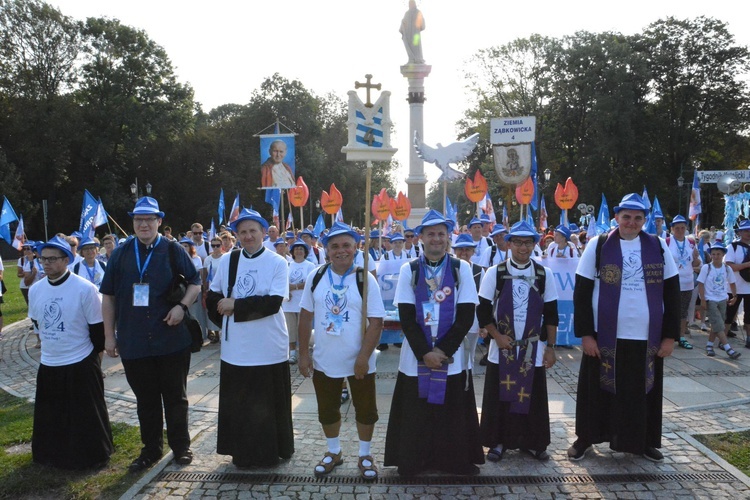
15;191;746;478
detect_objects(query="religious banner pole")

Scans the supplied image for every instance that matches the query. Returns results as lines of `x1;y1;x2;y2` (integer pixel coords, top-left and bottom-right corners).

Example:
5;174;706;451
341;74;397;335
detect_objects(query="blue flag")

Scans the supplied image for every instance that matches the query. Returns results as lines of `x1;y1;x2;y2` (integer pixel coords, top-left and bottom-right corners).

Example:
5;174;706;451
209;219;216;241
596;194;610;235
218;189;225;225
79;189;98;238
0;196;18;227
530;142;539;211
265;188;280;209
0;224;10;245
94;197;108;228
641;186;652;211
313;213;326;236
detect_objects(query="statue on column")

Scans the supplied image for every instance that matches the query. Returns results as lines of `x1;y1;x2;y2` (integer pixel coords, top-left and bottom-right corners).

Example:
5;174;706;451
400;0;425;64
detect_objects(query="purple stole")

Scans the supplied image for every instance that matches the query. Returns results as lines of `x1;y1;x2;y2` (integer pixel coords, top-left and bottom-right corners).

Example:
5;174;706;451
414;256;456;405
597;229;664;394
494;264;544;414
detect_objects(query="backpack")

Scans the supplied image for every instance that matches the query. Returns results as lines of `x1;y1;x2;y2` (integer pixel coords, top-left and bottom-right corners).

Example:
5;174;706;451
730;241;750;282
203;240;210;255
73;260;106;276
310;262;365;298
409;256;462;290
471;263;483;291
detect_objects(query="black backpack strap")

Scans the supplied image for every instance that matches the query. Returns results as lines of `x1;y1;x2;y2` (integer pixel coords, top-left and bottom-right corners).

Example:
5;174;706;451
490;246;497;265
410;259;420;289
73;262;80;274
450;256;461;288
166;240;180;279
471;263;482;291
356;267;364;298
594;234;607;277
532;260;546;296
204;240;210;254
226;249;241;298
310;263;331;293
495;261;509;298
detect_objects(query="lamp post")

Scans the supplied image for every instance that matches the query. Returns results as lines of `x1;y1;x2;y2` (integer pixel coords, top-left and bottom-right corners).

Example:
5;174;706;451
677;174;685;215
130;178;152;201
537;168;552;228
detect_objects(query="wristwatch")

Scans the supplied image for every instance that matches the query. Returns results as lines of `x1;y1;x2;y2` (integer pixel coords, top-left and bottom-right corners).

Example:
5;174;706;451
179;303;188;313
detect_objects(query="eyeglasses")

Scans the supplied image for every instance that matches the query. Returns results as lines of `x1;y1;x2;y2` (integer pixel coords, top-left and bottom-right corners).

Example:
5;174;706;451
405;235;414;238
510;240;536;248
211;244;221;248
39;256;65;263
134;217;158;224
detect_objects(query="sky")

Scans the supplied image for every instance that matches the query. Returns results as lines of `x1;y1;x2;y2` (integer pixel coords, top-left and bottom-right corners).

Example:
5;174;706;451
47;0;749;196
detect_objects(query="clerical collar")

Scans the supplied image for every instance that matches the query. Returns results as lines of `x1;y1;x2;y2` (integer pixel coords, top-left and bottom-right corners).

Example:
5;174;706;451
48;270;71;286
425;254;446;267
138;236;160;250
242;246;265;259
509;257;531;270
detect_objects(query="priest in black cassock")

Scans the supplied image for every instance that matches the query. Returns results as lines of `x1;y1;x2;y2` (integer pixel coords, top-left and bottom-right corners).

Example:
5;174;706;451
569;193;681;463
384;210;484;476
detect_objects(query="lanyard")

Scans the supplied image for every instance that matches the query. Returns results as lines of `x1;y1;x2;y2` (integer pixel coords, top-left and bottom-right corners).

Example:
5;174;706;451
134;236;160;283
84;262;97;284
328;264;354;299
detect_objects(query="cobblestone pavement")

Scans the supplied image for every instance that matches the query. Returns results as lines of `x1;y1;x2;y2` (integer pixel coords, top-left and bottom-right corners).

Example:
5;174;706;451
2;319;750;499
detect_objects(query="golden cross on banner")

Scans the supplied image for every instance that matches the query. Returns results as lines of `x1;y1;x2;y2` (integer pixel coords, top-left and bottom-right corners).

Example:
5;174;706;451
500;374;517;391
602;359;613;373
354;74;381;108
517;387;530;403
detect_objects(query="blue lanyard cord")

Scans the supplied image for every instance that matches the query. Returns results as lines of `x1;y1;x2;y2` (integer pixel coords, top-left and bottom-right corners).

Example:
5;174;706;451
84;262;97;283
134;236;160;283
327;264;355;291
421;256;446;284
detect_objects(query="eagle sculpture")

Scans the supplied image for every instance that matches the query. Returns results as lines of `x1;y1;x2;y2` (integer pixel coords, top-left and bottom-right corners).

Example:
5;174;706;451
413;131;480;181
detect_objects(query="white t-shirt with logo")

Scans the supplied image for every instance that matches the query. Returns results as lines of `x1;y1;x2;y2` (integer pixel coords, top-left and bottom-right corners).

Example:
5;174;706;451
299;267;385;378
725;242;750;294
283;259;317;313
576;235;678;341
697;263;735;302
209;249;289;366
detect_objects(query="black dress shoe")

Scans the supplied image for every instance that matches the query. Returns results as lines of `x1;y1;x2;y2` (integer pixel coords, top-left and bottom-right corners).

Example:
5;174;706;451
129;455;158;473
479;353;488;366
174;449;193;465
377;343;389;351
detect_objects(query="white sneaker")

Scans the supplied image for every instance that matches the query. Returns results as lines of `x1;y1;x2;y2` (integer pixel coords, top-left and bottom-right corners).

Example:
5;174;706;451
289;353;298;364
700;323;708;331
688;321;700;329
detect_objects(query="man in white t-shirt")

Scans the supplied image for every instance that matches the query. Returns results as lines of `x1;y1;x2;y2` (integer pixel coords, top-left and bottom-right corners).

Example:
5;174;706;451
569;193;680;463
298;222;385;481
665;215;701;350
284;240;316;364
468;216;492;265
301;229;326;265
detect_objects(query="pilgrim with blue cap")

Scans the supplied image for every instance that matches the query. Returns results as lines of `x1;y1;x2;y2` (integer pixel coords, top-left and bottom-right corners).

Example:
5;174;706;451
73;236;107;287
100;195;201;471
384;208;484;476
545;224;579;259
383;232;409;261
477;224;509;268
696;240;741;360
725;219;750;349
402;222;421;259
467;214;493;264
204;206;294;468
301;228;325;265
295;221;386;480
476;217;559;463
28;234;114;469
664;214;701;350
568;192;681;463
283;238;316;365
451;232;486;374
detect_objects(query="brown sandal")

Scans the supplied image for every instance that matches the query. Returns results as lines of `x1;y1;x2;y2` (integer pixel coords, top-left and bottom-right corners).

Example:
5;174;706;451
358;455;378;481
314;451;343;477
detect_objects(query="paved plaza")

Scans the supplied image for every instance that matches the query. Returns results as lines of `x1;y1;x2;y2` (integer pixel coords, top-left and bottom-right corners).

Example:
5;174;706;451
2;319;750;498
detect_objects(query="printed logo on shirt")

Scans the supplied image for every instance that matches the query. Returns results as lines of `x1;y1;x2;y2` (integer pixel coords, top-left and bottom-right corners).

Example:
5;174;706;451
236;270;258;298
42;298;65;333
289;268;306;283
324;288;350;335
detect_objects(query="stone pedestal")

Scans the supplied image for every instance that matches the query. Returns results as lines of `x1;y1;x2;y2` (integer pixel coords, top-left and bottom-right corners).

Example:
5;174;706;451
401;63;431;209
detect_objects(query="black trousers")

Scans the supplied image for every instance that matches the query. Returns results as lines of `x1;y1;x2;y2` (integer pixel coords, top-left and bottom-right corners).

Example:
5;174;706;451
122;347;191;459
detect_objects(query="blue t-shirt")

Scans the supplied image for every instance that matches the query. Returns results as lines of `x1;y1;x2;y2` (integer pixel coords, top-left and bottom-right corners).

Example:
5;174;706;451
100;237;201;360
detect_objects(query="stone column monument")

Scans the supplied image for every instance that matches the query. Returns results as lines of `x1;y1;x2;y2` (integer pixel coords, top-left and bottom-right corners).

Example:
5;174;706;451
400;0;430;219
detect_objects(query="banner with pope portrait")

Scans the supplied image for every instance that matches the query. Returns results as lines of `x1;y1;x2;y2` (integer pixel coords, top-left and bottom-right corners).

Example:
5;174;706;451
259;134;296;189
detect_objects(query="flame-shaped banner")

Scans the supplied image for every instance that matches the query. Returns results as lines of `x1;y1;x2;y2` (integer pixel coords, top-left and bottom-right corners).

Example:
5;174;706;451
464;170;488;203
371;188;392;221
515;176;535;205
288;177;309;207
390;191;412;221
321;183;343;215
554;177;579;210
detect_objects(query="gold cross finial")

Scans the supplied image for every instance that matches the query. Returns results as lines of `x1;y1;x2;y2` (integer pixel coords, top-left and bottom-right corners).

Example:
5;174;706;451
354;74;381;108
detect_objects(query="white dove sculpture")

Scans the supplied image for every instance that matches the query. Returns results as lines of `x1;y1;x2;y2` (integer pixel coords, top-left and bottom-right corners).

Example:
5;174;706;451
413;131;480;182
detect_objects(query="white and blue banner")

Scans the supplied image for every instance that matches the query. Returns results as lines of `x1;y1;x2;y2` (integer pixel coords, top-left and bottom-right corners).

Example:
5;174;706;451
543;257;579;346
